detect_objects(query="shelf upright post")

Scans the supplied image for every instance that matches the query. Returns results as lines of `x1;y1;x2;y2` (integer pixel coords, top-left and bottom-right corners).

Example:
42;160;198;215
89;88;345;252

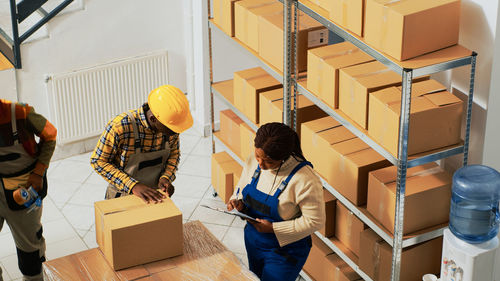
391;68;414;281
207;0;216;154
463;52;477;166
292;0;298;131
283;0;293;127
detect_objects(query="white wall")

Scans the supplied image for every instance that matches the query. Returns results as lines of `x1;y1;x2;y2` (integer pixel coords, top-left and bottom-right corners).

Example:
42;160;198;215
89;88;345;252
0;0;188;158
0;69;16;100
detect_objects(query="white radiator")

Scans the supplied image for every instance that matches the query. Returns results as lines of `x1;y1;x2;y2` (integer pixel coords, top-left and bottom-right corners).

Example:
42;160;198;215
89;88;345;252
47;51;169;144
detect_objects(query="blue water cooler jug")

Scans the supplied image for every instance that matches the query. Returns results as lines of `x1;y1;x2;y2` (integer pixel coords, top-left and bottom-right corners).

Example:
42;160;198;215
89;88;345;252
449;164;500;244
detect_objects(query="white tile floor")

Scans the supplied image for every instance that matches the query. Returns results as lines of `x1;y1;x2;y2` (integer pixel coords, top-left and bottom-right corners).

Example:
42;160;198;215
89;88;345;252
0;127;305;281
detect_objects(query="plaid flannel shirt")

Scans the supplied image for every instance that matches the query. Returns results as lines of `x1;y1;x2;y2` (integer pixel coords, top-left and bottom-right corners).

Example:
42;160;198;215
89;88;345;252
90;103;180;193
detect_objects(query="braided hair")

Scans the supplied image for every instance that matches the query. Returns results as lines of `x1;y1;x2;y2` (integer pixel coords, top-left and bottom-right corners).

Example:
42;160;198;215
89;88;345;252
254;122;306;162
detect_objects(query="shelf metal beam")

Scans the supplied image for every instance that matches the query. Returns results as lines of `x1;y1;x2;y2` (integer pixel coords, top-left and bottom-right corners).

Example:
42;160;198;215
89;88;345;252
213;134;245;166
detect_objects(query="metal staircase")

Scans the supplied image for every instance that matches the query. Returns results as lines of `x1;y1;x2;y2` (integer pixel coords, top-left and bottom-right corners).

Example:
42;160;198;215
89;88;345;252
0;0;73;69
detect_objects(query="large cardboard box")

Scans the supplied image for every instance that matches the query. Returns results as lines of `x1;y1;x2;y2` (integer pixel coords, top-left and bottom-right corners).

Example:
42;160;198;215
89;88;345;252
259;89;327;137
307;42;374;109
364;0;460;61
335;201;367;257
94;195;183;270
367;163;452;235
44;221;258;281
359;229;442;281
259;10;328;73
213;0;242;37
338;61;403;129
368;79;463;156
325;0;364;36
320;189;337;238
301;116;342;162
304;236;362;281
235;0;279;49
220;109;245;156
211;152;243;203
239;123;256;161
233;67;282;124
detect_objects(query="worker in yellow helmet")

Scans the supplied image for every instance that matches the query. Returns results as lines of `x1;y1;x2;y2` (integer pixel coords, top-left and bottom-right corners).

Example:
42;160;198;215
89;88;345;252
90;85;193;203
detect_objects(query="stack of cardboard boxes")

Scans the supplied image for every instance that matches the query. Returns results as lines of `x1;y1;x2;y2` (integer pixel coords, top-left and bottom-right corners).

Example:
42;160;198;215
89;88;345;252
211;151;243;203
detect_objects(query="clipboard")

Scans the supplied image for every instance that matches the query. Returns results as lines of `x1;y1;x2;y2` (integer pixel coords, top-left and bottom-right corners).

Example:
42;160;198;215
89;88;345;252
200;204;258;222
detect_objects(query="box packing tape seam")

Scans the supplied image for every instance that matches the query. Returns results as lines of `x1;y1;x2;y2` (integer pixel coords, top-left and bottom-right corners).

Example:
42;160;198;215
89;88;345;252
318;48;360;94
347;210;353;238
373;240;381;279
341;0;348;27
380;0;406;50
349;68;393;104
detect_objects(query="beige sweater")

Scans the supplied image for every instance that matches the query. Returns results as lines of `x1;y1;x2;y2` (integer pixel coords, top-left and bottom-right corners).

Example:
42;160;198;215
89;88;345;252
233;155;325;247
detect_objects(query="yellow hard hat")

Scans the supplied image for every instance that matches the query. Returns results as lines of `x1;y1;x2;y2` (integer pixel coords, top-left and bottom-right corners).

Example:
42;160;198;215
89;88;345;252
148;85;193;133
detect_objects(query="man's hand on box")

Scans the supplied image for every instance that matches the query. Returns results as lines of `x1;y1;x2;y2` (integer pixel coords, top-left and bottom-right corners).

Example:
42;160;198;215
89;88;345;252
158;177;174;197
132;183;166;203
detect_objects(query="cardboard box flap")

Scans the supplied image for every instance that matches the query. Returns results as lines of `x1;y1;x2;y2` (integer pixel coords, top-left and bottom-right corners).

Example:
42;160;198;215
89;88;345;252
333;138;369;156
309;41;357;59
248;2;283;16
399;79;447;98
262;88;284;102
388;96;435;114
343;61;386;78
106;199;182;230
370;162;438;185
261;10;322;31
234;67;267;80
303;117;341;133
387;170;452;196
318;126;356;145
247;75;281;89
371;86;402;106
325;51;375;70
424;91;462;107
348;147;387;167
390;0;460;16
95;195;145;215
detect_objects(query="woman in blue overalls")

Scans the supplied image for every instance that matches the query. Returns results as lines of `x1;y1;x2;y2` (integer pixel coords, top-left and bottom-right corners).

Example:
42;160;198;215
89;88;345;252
227;123;325;281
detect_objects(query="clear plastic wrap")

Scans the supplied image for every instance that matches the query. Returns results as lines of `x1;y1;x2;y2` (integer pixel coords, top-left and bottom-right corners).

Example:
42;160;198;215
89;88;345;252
43;220;258;280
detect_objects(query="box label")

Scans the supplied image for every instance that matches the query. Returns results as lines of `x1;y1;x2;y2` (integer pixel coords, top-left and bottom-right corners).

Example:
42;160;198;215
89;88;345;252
308;28;329;48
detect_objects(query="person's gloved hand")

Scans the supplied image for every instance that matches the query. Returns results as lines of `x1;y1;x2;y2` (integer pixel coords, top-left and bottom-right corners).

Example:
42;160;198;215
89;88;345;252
158;177;175;197
27;172;43;192
132;183;166;203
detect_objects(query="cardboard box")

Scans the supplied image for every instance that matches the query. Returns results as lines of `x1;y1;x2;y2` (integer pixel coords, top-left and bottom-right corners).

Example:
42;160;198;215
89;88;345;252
364;0;460;61
338;61;403;129
259;89;327;137
368;79;463;156
220;109;245;156
304;236;361;281
44;221;257;281
326;0;364;36
94;195;183;270
235;0;278;49
359;229;442;281
320;189;337;238
307;42;374;109
233;67;282;124
303;235;334;281
335;201;367;257
300;116;341;162
259;10;328;73
313;127;390;205
213;0;242;37
239;123;256;161
211;152;243;203
367;162;452;235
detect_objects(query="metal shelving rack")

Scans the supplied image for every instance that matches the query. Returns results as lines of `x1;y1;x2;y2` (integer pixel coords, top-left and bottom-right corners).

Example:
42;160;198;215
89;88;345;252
206;0;477;280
